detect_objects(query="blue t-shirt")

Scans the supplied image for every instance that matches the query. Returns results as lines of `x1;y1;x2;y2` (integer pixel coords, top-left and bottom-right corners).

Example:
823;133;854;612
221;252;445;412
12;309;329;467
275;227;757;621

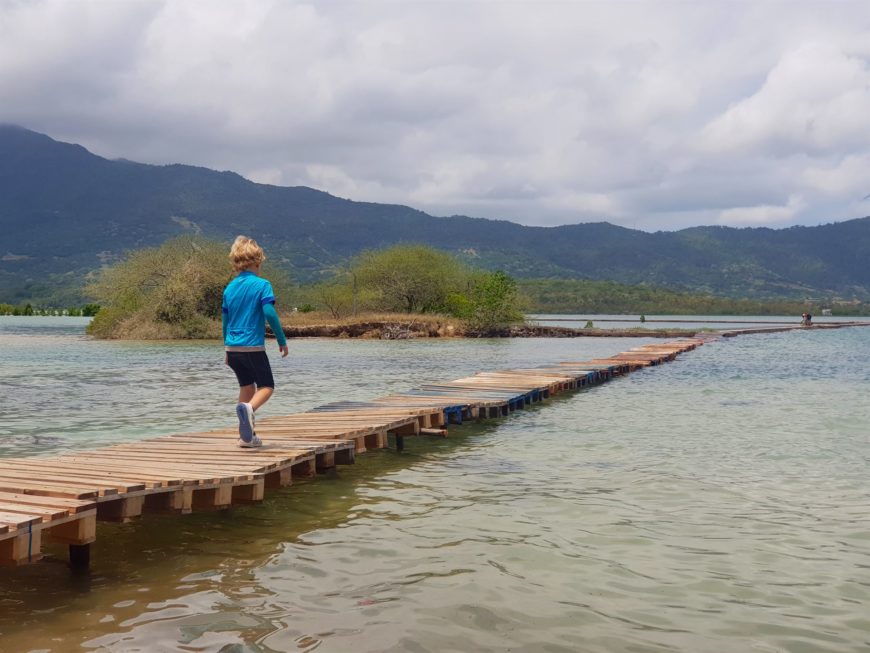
222;271;276;348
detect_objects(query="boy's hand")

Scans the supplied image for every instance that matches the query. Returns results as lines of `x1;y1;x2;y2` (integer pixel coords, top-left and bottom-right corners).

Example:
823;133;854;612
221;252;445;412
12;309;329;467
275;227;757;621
279;344;289;358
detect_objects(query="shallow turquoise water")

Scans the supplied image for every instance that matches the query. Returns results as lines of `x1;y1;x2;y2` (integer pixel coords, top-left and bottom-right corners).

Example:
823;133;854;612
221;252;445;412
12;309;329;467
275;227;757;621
1;317;869;652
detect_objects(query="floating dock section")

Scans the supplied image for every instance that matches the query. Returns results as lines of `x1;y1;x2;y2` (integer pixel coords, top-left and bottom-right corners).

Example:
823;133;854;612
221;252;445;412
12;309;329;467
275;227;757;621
0;338;705;567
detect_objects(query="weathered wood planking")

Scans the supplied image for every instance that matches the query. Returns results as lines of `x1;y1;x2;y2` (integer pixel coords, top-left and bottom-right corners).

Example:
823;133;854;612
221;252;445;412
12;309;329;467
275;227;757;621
0;433;357;565
0;491;97;566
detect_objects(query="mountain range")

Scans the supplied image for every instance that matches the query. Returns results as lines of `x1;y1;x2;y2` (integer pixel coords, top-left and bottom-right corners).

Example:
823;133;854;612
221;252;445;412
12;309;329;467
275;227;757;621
2;125;869;304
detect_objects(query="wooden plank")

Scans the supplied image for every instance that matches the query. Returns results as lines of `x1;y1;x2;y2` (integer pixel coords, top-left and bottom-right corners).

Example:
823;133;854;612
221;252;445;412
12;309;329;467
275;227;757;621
0;469;146;493
29;460;191;486
100;446;310;467
49;457;264;482
0;479;103;500
55;454;264;483
0;512;42;530
2;461;170;488
0;502;68;521
0;492;95;513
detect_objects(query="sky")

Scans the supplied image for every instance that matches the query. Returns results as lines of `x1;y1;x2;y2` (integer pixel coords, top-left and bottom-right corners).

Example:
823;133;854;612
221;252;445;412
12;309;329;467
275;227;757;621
1;0;870;231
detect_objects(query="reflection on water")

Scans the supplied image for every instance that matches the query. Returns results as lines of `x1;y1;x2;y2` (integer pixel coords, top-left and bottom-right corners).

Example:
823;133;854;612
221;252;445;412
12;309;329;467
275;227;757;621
1;317;869;652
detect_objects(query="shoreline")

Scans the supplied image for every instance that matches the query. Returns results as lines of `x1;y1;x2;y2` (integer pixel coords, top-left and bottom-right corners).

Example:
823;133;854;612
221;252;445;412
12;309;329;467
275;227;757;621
279;319;870;340
279;321;703;339
10;315;865;341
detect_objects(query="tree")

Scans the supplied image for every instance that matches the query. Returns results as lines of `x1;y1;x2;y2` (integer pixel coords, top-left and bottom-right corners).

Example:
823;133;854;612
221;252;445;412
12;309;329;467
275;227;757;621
85;235;291;339
353;244;468;313
311;279;355;319
464;271;524;332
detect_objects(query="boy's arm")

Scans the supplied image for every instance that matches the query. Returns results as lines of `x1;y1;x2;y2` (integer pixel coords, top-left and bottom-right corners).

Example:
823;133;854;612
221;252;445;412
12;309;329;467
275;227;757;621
263;302;289;356
221;306;228;364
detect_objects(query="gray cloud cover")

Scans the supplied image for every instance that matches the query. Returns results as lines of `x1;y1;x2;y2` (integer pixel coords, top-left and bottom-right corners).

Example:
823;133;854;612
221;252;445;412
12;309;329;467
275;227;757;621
2;0;869;230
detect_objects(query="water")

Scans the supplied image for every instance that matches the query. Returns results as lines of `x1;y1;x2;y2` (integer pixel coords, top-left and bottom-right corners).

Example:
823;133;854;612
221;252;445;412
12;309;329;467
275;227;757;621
1;317;869;652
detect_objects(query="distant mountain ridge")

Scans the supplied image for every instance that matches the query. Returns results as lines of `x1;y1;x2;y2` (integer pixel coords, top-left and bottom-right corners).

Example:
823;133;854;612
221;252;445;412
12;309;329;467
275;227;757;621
2;125;869;303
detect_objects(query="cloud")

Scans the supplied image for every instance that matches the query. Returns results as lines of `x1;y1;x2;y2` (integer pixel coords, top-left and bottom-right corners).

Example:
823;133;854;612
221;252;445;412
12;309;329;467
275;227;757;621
802;154;870;197
700;40;870;157
718;195;806;225
1;0;870;230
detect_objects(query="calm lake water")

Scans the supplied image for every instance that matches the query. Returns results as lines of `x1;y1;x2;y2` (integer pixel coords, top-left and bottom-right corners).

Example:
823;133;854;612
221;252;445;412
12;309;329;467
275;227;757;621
1;317;869;652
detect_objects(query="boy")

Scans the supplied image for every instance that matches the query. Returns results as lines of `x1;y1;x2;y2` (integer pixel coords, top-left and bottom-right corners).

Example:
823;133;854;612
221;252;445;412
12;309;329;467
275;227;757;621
222;236;289;447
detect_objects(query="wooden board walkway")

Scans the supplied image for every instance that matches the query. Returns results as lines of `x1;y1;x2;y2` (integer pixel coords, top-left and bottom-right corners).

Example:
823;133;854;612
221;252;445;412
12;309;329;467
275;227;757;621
719;322;870;337
0;337;706;567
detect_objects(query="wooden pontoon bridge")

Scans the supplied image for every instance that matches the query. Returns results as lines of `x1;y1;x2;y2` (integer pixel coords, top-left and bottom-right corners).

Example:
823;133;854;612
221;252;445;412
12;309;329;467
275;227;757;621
0;338;706;567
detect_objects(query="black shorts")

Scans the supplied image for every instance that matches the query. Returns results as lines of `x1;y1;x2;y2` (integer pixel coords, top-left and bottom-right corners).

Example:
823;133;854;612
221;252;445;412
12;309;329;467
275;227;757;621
226;351;275;388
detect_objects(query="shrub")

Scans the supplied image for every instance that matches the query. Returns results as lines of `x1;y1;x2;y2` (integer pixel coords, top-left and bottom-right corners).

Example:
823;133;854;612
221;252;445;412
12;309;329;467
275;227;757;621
353;244;468;313
85;235;287;339
464;271;524;332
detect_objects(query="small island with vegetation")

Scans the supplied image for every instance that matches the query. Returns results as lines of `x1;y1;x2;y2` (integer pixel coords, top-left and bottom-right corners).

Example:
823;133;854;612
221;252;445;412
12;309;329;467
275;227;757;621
7;235;867;340
63;236;864;340
84;236;527;340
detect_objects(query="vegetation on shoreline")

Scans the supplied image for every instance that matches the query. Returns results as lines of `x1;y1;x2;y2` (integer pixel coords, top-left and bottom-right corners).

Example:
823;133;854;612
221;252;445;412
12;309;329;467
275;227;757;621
1;302;100;316
12;273;869;328
519;279;870;316
302;244;524;331
278;311;465;338
19;236;868;340
85;239;524;339
276;312;703;339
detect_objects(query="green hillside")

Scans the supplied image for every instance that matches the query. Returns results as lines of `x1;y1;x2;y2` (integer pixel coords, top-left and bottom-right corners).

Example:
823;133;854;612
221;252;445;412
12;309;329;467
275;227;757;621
2;125;869;304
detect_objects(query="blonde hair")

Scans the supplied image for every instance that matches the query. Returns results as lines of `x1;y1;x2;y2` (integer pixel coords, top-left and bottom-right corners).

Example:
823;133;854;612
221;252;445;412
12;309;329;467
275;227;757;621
229;235;265;272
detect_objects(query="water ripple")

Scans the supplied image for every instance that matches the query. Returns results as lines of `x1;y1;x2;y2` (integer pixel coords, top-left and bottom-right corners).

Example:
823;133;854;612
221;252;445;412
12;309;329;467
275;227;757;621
1;319;869;651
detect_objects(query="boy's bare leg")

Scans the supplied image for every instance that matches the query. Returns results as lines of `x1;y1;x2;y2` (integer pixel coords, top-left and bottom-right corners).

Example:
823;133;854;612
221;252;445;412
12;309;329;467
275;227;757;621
238;385;273;410
238;384;256;404
250;387;274;411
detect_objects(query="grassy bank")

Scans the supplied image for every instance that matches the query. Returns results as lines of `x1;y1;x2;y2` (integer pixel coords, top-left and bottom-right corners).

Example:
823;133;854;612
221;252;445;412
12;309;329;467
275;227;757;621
278;311;710;339
279;311;465;338
84;309;703;341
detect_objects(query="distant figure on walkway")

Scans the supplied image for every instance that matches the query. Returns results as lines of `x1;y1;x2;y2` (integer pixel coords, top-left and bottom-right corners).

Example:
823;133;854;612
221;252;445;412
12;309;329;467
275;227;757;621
801;312;813;326
222;236;289;448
